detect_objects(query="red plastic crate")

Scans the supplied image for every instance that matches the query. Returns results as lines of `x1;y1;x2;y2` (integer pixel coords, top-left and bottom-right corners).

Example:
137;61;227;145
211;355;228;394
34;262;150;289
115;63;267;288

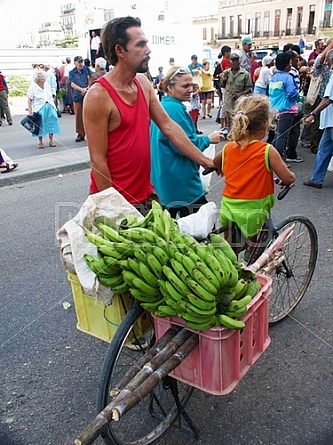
152;274;272;396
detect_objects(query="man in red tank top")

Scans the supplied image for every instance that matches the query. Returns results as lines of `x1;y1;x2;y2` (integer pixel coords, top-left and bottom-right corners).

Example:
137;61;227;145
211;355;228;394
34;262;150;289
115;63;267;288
83;16;216;214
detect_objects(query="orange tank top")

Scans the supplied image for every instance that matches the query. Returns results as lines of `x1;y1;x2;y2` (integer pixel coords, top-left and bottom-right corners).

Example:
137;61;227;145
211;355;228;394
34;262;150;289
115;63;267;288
222;140;274;200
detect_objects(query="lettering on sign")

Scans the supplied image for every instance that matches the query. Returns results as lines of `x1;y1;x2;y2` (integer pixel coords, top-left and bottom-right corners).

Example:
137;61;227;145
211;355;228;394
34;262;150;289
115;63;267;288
151;35;176;45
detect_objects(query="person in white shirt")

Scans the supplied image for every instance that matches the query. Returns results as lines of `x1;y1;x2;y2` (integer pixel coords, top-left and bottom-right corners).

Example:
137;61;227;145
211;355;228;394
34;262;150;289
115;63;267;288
27;71;60;149
253;56;275;95
90;31;101;66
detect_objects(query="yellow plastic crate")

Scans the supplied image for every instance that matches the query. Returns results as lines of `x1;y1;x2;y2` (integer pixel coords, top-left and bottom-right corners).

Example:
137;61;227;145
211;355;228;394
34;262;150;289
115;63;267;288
68;272;150;343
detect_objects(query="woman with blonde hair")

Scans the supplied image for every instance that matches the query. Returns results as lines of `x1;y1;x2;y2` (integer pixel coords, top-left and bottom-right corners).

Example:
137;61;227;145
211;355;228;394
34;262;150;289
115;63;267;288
27;70;60;148
150;66;221;218
213;95;295;253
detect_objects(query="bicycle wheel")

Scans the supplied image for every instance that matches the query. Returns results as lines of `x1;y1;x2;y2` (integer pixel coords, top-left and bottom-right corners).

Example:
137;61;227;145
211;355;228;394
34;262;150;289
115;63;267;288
97;299;194;445
268;215;318;324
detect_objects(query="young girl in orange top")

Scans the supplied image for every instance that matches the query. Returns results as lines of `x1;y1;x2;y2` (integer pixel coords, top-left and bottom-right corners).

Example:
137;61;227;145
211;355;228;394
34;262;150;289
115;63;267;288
213;95;295;242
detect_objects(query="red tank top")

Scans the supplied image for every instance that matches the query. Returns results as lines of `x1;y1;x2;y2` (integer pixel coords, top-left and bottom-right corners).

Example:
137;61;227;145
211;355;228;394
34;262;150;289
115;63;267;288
89;77;153;204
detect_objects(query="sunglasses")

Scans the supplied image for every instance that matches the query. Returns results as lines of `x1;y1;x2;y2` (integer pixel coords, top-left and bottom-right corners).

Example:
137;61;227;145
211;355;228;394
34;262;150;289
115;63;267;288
169;67;188;81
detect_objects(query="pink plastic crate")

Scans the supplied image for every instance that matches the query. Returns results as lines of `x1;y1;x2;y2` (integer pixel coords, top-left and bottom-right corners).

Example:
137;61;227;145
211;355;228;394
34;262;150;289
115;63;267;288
152;274;272;396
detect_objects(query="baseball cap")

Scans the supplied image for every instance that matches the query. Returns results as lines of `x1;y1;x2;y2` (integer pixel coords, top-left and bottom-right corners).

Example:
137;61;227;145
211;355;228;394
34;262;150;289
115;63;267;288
191;54;198;59
242;36;253;45
74;56;83;62
262;55;274;66
230;53;240;60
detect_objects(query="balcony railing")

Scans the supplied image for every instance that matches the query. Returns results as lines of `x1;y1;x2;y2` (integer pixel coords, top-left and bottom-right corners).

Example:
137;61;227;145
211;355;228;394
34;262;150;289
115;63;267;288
217;27;316;40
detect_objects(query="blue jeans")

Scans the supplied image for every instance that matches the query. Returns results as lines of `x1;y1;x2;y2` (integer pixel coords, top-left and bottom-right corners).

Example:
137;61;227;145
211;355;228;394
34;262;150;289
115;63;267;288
310;127;333;184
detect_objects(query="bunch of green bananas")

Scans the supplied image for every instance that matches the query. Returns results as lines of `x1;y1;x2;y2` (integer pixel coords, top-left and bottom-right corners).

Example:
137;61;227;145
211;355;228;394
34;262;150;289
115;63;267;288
84;201;262;331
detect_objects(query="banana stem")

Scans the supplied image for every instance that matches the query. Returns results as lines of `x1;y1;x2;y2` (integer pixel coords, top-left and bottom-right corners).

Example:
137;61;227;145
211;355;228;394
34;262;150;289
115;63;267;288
74;329;199;445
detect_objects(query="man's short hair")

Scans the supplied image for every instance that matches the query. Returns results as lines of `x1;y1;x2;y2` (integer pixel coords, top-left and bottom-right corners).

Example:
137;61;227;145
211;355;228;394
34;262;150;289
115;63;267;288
314;39;322;49
275;52;292;71
95;57;107;69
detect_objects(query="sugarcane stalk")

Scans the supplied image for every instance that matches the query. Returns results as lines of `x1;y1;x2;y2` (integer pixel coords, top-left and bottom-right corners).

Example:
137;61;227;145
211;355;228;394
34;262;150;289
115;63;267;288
112;332;199;420
75;329;199;445
111;326;182;397
249;224;294;273
123;327;193;393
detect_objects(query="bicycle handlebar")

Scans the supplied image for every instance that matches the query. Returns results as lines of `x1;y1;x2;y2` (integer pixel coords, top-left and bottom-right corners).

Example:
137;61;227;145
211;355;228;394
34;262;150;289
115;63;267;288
201;168;293;201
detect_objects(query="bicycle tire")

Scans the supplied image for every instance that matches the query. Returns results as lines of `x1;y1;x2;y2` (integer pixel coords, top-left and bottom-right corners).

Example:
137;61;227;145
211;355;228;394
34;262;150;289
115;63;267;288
97;300;194;445
268;215;318;325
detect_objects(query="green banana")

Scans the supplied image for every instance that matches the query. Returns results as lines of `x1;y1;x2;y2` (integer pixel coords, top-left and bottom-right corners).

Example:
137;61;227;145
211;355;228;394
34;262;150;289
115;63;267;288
156;305;178;316
133;248;147;262
151;209;165;239
233;279;249;300
116;259;131;271
218;314;245;330
179;233;201;249
162;265;191;296
97;245;124;259
186;278;216;303
211;249;235;287
161;209;172;241
209;233;238;263
170;258;190;282
127;257;143;277
140;298;165;311
186;301;217;317
139;262;159;287
227;295;252;311
113;242;135;256
138;242;154;255
98;274;124;288
118;228;143;243
246;280;261;298
186;292;216;311
224;306;248;318
129;287;161;303
124;227;158;244
146;253;164;279
111;281;130;294
103;264;122;277
97;223;130;244
85;232;115;248
150;246;168;265
165;297;186;314
164;280;187;304
166;242;179;259
195;259;221;290
122;270;139;287
181;254;196;277
182;311;214;324
191;269;219;296
132;276;160;297
119;214;139;229
185;317;216;331
93;216;117;230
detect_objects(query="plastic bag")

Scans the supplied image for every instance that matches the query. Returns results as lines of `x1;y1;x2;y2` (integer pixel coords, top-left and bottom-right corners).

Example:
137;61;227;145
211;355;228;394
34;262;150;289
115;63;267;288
176;202;218;239
199;144;216;193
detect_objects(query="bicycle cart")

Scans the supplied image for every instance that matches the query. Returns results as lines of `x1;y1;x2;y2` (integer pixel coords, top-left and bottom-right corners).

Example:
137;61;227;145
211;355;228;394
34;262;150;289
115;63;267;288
59;187;317;445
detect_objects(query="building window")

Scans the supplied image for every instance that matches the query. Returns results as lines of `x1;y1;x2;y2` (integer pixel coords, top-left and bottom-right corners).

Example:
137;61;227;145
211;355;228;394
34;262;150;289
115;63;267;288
264;11;270;37
255;12;260;37
237;15;242;37
203;28;207;40
230;16;234;37
323;0;332;28
286;8;292;36
274;10;281;37
221;16;226;38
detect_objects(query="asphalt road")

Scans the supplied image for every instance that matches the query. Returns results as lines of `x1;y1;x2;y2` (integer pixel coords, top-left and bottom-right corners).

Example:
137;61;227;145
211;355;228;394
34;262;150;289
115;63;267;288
0;104;333;445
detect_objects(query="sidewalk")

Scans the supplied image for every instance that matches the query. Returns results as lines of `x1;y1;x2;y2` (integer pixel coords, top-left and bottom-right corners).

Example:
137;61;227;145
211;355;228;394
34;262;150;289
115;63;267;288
0;145;90;187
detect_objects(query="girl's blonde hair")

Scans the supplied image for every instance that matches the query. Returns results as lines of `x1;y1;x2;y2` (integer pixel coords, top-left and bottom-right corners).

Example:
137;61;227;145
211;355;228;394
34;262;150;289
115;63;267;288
228;95;276;149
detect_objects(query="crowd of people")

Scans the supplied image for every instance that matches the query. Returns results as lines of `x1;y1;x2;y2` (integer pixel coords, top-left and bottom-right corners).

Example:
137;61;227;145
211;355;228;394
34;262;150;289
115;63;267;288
1;19;332;199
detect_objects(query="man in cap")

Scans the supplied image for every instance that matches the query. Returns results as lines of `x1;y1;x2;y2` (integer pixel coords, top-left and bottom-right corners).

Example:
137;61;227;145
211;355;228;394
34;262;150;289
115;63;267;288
239;36;253;72
68;56;92;142
188;55;203;76
221;53;252;126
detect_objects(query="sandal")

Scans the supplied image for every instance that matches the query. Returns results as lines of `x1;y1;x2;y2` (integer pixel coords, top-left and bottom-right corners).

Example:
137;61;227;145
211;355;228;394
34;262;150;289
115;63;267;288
1;162;18;173
38;144;44;149
49;143;56;147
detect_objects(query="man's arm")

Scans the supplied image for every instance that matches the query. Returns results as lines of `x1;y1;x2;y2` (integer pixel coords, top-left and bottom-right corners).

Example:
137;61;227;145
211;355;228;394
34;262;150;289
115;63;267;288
83;85;112;191
71;81;88;96
145;78;216;169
